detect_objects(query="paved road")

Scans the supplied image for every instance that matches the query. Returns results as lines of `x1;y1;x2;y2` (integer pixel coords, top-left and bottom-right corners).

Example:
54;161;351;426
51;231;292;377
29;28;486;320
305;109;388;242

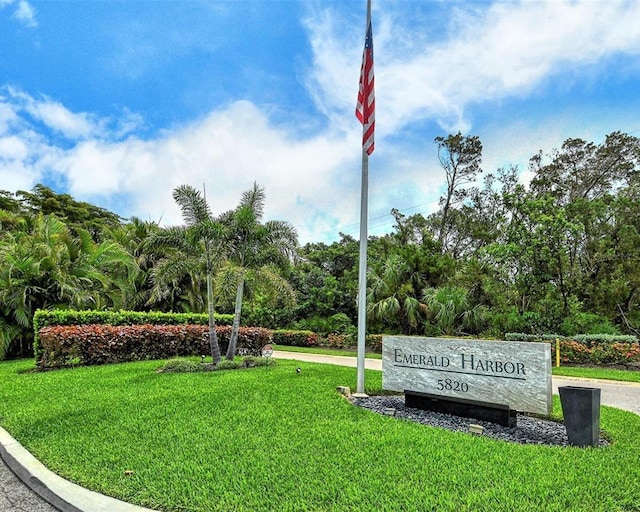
0;461;58;512
2;351;639;512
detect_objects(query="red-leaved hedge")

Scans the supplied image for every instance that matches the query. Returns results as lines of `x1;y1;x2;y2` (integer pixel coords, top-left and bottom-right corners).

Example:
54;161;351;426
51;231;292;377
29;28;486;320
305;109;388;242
553;340;640;367
37;324;272;368
271;329;318;347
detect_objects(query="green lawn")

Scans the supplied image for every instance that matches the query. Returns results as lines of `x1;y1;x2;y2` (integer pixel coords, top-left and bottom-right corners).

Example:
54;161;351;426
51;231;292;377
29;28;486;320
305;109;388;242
1;358;640;512
552;365;640;383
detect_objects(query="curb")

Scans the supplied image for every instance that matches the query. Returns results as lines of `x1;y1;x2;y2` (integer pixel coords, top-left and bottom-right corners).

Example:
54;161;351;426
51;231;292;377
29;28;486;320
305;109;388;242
0;427;156;512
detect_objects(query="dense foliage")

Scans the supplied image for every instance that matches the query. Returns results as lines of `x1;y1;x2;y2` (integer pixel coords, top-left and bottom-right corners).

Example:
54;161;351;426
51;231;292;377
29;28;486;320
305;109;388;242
2;130;639;360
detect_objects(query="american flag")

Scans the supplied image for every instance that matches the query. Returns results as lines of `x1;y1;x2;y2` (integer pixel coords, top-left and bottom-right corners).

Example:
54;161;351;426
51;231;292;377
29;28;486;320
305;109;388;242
356;15;375;155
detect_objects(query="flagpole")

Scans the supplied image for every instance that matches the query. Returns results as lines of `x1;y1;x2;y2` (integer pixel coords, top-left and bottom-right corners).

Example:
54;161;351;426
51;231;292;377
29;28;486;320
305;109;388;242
356;148;368;395
355;0;372;397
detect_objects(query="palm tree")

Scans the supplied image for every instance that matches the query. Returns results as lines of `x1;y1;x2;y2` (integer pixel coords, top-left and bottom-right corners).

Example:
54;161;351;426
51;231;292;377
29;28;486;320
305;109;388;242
148;185;226;364
221;183;298;360
107;217;161;311
367;254;426;334
0;213;136;359
66;227;140;310
422;286;487;336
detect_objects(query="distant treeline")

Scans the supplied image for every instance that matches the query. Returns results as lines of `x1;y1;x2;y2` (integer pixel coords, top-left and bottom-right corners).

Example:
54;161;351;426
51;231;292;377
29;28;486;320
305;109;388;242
2;131;639;359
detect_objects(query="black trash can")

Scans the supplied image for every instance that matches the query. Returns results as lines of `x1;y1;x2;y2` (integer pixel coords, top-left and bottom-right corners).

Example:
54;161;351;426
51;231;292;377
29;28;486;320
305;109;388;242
558;386;601;447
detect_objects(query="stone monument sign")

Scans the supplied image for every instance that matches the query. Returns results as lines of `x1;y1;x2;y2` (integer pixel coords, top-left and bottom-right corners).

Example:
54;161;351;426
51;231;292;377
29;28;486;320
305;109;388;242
383;336;552;415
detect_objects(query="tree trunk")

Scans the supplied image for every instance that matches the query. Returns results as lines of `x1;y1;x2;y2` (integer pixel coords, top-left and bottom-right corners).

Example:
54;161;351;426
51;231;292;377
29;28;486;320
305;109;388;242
207;271;221;365
226;278;245;360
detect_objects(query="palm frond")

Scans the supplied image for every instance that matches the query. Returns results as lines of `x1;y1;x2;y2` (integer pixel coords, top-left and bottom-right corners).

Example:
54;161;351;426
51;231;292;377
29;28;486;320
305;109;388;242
214;264;244;304
172;185;212;226
239;182;266;221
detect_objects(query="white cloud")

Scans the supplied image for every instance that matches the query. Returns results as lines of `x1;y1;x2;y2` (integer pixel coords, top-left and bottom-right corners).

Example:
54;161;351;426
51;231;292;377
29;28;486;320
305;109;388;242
26;99;100;139
2;0;37;28
297;0;640;227
0;101;20;135
5;87;102;140
3;87;146;142
0;135;28;160
1;85;368;243
14;0;36;27
26;100;362;243
305;0;640;136
0;160;39;191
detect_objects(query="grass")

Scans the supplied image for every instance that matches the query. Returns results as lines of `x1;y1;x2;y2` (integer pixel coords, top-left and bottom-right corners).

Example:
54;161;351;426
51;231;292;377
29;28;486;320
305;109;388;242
275;344;640;382
1;358;640;512
552;365;640;383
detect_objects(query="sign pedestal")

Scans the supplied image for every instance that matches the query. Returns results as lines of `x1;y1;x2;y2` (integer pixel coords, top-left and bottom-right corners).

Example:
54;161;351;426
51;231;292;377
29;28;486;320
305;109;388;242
405;390;517;427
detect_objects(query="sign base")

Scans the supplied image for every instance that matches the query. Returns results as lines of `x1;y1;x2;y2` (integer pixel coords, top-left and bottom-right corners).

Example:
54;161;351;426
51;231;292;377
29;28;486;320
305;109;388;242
405;390;517;427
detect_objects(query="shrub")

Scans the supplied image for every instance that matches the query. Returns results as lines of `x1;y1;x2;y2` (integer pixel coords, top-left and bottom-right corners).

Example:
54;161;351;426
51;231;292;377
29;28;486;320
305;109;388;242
325;333;354;349
365;334;383;353
33;309;234;362
572;334;638;347
560;312;621;336
511;333;640;367
159;358;206;373
588;343;640;366
37;324;271;369
554;340;591;365
293;314;354;336
239;356;274;368
216;359;242;370
272;330;318;347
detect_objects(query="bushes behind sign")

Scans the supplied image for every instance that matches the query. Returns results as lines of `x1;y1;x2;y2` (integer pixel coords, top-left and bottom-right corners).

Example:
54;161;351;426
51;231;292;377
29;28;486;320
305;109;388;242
506;333;640;367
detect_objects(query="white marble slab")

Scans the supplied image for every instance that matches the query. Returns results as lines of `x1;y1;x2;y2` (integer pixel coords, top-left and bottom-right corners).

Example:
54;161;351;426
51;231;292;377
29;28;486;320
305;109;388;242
382;336;552;415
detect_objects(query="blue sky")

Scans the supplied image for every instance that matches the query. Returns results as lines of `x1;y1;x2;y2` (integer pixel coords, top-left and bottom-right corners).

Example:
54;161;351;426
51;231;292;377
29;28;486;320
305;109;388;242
2;0;640;244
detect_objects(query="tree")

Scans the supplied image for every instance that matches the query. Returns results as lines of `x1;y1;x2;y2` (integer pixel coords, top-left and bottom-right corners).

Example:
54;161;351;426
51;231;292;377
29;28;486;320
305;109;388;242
221;183;298;360
149;185;226;364
529;132;639;204
16;184;122;240
423;286;487;336
0;213;135;359
433;132;483;252
294;235;361;324
437;166;518;258
367;254;426;334
107;217;162;311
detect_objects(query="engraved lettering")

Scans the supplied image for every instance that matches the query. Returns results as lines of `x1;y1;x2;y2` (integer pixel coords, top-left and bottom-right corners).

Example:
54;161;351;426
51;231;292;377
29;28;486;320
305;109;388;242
461;353;474;369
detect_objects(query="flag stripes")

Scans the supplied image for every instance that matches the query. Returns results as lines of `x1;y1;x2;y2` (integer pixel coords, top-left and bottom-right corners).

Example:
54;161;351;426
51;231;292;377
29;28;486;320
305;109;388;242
356;17;375;155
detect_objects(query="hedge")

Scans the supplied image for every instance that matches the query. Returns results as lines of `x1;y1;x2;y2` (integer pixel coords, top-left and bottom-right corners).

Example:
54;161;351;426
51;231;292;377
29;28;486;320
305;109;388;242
37;324;271;369
506;332;640;367
271;330;319;347
33;309;234;362
505;333;638;345
366;334;383;353
551;340;640;367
